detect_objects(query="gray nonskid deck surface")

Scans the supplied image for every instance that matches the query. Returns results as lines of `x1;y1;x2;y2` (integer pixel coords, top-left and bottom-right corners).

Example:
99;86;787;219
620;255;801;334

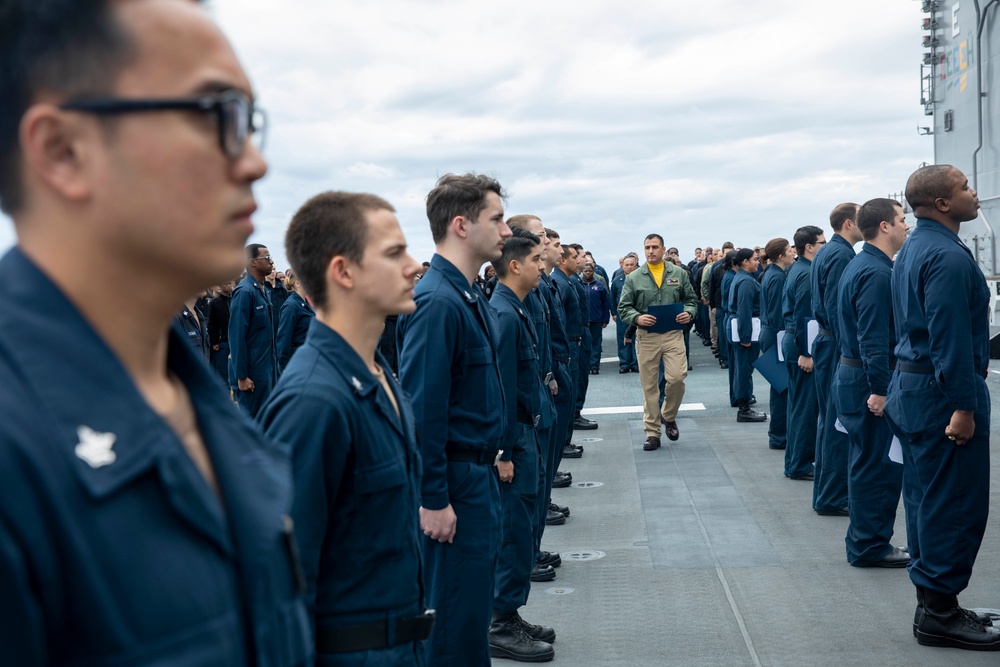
515;328;1000;666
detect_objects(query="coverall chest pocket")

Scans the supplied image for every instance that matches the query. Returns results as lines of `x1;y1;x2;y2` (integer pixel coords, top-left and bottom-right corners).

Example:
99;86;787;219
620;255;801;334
351;457;409;563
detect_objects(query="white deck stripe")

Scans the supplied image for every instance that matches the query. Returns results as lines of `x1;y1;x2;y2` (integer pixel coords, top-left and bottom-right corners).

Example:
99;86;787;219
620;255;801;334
581;403;706;415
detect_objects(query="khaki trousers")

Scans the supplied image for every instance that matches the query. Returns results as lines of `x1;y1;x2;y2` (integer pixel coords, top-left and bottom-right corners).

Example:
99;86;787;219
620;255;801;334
709;309;718;347
635;329;687;437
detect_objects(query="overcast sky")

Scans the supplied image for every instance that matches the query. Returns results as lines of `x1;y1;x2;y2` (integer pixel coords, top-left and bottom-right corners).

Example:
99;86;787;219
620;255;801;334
1;0;933;271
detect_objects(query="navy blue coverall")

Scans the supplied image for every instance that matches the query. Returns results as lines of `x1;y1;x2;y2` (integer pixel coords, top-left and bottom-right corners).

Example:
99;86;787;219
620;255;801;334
835;242;904;566
573;274;591;413
760;263;788;449
810;234;854;512
525;276;559;562
610;272;637;371
396;254;506;667
229;273;278;418
259;322;427;666
276;291;315;371
585;278;611;370
781;256;817;479
884;218;991;595
491;284;544;614
0;248;312;666
550;268;581;468
720;268;737;407
729;269;761;404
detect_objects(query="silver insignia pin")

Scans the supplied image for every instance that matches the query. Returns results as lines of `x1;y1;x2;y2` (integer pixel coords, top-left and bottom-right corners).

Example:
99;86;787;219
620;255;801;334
75;425;117;468
351;376;363;390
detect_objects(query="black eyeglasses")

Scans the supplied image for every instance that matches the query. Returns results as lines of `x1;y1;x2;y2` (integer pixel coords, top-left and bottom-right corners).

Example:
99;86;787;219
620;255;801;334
59;90;266;159
254;255;274;263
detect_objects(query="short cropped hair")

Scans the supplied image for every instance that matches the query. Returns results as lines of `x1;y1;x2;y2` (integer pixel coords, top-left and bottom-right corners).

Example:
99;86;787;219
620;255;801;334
644;233;665;246
560;244;576;260
764;238;790;263
285;191;395;310
721;241;734;250
793;225;824;254
492;234;539;278
829;202;859;232
905;164;956;211
857;198;902;241
246;243;267;260
545;227;559;240
506;214;540;229
0;0;150;214
426;173;506;244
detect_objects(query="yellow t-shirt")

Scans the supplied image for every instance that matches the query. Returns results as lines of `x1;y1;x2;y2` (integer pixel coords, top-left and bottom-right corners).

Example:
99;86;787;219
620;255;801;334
648;261;665;288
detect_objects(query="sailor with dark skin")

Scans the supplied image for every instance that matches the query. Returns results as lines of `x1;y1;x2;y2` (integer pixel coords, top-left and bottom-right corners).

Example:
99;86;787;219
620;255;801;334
884;165;998;650
230;243;279;417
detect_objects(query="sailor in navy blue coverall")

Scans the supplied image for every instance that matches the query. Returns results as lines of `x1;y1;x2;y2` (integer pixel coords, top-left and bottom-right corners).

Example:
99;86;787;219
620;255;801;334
259;194;430;665
884;166;999;649
0;1;312;662
834;198;909;567
508;218;563;577
760;241;794;449
809;206;861;514
728;249;765;421
781;227;826;480
550;247;583;469
610;257;639;371
488;235;556;661
720;258;738;407
397;175;511;667
230;245;279;417
0;251;313;666
276;287;315;371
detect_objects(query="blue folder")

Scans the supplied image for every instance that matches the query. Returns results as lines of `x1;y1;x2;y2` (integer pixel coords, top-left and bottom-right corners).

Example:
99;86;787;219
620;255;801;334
753;344;788;393
647;303;686;333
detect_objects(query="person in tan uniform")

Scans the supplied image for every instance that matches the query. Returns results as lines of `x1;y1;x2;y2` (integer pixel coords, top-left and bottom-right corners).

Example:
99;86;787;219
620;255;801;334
617;234;699;450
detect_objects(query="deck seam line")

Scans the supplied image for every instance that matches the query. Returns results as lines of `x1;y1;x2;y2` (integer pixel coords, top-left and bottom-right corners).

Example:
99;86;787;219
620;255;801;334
666;434;763;667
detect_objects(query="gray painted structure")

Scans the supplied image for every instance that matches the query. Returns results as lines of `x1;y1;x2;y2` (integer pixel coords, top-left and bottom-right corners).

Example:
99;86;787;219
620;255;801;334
922;0;1000;287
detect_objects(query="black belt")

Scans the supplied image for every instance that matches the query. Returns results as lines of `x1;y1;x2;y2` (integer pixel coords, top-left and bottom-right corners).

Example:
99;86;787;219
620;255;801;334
841;356;897;370
446;448;501;465
316;610;436;654
898;362;934;375
819;328;833;337
517;411;540;427
568;336;582;342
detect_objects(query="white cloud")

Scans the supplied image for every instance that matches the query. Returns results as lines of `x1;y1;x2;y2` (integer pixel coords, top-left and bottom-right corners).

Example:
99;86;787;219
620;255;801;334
2;0;933;270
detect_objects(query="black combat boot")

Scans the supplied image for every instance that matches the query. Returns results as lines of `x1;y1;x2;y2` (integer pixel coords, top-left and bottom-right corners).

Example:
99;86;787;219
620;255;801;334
513;611;556;643
913;586;993;637
915;587;1000;650
489;611;555;662
737;400;767;422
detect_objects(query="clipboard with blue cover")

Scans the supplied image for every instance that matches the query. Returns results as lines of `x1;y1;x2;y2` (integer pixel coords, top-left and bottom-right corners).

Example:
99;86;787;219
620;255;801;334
753;343;788;393
646;303;686;333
